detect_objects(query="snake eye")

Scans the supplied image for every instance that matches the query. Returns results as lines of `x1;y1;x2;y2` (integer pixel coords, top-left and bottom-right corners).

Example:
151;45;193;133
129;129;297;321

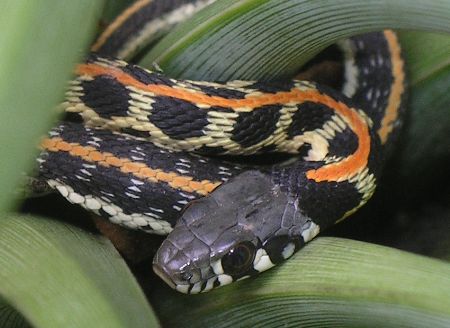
221;241;256;276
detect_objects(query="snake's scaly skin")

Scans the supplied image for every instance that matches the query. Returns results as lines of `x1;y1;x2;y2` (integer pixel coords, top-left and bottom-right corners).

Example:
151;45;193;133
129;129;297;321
36;0;406;293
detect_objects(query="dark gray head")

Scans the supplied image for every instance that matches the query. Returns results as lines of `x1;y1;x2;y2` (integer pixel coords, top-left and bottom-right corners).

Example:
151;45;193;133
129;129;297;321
153;171;320;294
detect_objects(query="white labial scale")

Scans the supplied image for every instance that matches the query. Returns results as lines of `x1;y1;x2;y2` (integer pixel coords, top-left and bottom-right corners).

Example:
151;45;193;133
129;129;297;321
236;275;250;282
202;277;217;293
217;274;233;286
281;242;296;259
253;249;275;272
211;260;224;275
301;221;320;243
190;282;202;294
176;284;190;294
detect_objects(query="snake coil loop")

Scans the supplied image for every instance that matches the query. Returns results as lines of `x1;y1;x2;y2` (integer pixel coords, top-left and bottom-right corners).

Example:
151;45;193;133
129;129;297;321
36;0;406;293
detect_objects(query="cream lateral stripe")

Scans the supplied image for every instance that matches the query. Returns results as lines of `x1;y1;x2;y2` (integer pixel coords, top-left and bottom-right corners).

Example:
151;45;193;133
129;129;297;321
46;179;173;235
116;0;217;59
338;39;359;98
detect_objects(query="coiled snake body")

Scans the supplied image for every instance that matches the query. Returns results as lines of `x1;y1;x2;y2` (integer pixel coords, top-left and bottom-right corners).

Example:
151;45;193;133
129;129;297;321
36;0;406;294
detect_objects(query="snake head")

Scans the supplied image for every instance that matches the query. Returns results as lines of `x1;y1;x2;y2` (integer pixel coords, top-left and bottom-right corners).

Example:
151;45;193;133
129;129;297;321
153;171;319;294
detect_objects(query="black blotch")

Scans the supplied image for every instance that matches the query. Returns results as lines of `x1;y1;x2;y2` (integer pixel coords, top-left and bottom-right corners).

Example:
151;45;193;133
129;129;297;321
47;122;92;146
347;33;396;133
231;105;281;148
259;144;277;153
297;144;311;158
312;84;353;108
248;80;295;93
149;96;208;140
366;129;383;178
80;76;131;119
287;102;335;138
327;127;359;158
63;112;83;123
123;64;175;86
196;145;227;155
300;178;361;229
187;83;248;99
271;161;363;230
121;127;150;139
208;106;235;113
221;152;292;166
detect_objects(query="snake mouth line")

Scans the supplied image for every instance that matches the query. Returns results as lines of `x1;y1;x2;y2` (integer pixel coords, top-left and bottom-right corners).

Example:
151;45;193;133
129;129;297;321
152;263;177;290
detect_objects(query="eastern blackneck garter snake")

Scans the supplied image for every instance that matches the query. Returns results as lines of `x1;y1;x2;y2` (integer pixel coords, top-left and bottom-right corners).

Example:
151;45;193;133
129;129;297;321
35;0;406;294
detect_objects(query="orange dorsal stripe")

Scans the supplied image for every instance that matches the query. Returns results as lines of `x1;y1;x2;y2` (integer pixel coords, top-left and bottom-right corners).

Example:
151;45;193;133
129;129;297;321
41;137;221;195
378;30;405;144
77;63;345;111
75;62;371;182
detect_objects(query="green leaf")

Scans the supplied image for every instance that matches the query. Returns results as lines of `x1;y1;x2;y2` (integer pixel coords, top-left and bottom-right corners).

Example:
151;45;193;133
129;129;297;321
393;31;450;182
149;238;450;328
0;214;159;328
399;31;450;85
397;65;450;182
0;1;105;211
0;299;30;328
142;0;450;80
101;0;135;23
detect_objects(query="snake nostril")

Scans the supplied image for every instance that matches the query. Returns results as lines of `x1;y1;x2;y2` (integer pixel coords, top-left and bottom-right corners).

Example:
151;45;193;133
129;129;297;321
181;271;193;281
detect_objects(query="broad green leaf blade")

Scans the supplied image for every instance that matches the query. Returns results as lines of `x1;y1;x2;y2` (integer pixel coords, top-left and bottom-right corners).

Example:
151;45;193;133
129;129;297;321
142;0;450;80
0;1;104;211
392;32;450;186
399;31;450;85
0;214;159;328
149;237;450;328
397;66;450;182
0;300;30;328
101;0;135;23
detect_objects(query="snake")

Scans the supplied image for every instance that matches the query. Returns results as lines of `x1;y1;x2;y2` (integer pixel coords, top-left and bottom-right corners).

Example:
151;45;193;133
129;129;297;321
35;0;406;294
